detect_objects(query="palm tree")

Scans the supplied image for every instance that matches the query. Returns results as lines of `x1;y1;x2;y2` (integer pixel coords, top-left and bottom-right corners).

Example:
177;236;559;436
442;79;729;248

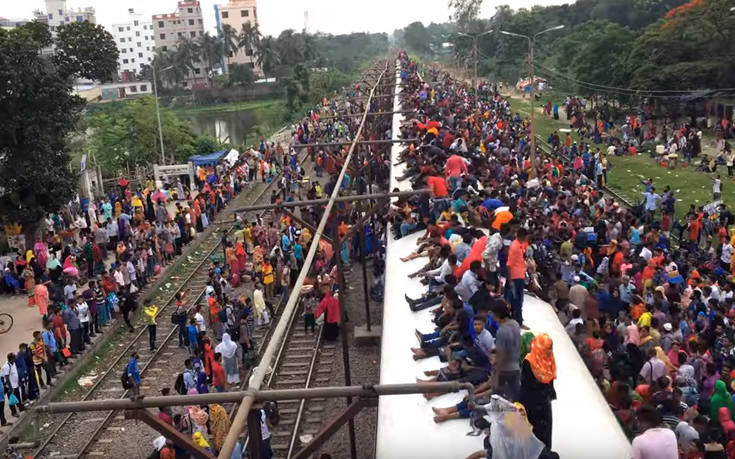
175;36;201;74
238;22;261;58
197;32;223;85
255;35;280;78
220;24;239;72
151;50;185;87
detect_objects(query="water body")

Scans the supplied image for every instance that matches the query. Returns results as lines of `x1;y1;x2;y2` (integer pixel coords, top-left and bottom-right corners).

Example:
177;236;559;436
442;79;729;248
184;109;258;147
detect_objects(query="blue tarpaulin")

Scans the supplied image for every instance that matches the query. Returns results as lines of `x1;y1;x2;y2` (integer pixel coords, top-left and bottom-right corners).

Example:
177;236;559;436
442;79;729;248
189;150;227;166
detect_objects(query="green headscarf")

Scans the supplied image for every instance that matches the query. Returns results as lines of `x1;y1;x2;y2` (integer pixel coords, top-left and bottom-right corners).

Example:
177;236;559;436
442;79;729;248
709;379;735;421
519;332;535;362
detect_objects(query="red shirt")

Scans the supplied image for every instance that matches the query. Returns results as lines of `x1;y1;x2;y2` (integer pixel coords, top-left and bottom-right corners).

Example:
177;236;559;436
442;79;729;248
426;176;448;198
315;293;341;325
212;361;225;388
445;155;468;178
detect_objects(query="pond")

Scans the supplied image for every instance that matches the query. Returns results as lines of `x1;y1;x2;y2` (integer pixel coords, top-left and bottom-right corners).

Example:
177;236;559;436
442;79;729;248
184;109;258;147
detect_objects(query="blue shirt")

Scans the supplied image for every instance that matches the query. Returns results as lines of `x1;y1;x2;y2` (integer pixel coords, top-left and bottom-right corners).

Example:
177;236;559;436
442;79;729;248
481;198;503;211
293;243;303;261
42;330;58;352
127;358;140;384
187;325;199;347
281;234;291;252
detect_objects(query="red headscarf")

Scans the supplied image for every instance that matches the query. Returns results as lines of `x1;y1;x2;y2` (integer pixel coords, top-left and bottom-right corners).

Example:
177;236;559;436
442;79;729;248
525;334;556;384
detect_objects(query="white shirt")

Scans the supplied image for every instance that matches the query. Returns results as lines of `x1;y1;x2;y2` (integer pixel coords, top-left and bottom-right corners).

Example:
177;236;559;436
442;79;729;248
631;427;678;459
194;312;206;332
1;361;19;388
113;269;125;287
722;243;733;264
77;301;90;323
640;246;652;261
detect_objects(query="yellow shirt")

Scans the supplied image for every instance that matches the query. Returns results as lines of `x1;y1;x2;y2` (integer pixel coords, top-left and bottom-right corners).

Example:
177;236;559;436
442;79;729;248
132;196;143;208
637;311;652;328
144;305;158;325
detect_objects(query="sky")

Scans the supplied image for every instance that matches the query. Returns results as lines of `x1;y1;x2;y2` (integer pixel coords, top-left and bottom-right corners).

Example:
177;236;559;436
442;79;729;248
1;0;571;36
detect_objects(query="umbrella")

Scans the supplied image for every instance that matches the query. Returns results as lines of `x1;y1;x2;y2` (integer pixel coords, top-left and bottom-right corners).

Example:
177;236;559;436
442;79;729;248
151;189;168;203
118;178;129;187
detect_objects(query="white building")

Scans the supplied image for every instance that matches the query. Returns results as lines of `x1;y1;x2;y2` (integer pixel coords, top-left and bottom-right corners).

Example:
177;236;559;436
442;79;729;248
34;0;96;32
110;8;155;77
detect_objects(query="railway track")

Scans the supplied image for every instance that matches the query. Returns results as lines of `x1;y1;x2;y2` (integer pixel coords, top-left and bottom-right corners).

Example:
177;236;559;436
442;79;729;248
24;147;306;459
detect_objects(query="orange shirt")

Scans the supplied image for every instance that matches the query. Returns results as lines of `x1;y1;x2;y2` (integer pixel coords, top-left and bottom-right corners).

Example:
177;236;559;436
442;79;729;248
426;176;448;198
507;239;528;280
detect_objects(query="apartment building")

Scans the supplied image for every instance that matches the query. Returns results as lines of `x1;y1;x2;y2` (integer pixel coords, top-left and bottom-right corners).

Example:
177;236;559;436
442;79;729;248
111;9;154;77
215;0;260;73
152;1;208;89
34;0;96;31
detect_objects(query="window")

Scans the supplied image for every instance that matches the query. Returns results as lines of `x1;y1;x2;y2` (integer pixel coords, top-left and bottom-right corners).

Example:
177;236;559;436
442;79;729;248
245;48;253;56
129;48;133;52
58;9;62;14
147;57;151;62
123;59;129;64
138;52;143;58
76;16;83;22
160;33;166;39
48;13;53;19
137;42;141;47
118;27;124;32
177;32;183;38
131;58;136;63
188;19;194;25
129;85;137;93
190;31;196;37
241;10;248;17
146;46;150;51
248;62;255;69
140;63;145;69
120;38;125;43
199;31;203;36
140;84;148;91
136;31;140;37
126;26;130;31
221;11;228;18
158;21;164;28
194;68;201;74
65;17;69;22
134;20;139;26
143;25;147;30
161;45;167;51
182;81;188;87
198;19;202;24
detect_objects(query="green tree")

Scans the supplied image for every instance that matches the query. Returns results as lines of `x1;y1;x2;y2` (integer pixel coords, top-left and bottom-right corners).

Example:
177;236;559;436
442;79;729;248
449;0;485;31
228;63;255;87
54;21;119;81
88;98;196;172
197;32;223;86
255;36;280;77
193;135;226;155
238;22;262;56
174;37;201;75
402;22;431;54
0;21;117;242
220;24;239;70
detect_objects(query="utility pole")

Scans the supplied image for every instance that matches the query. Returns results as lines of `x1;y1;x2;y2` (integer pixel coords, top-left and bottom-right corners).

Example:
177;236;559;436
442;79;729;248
152;65;174;165
500;25;565;178
456;30;493;94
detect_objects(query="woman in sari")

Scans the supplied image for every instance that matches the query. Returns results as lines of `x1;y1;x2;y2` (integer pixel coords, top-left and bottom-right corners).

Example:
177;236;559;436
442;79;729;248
215;333;240;385
22;264;36;303
33;238;49;268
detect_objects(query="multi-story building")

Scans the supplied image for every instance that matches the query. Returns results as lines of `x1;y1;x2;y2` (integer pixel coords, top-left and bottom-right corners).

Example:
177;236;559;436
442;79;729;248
215;0;260;73
111;9;155;78
34;0;96;32
152;1;208;89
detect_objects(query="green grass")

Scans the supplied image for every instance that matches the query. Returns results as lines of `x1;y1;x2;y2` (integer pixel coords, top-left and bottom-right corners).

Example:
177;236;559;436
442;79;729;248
173;98;283;116
507;93;735;219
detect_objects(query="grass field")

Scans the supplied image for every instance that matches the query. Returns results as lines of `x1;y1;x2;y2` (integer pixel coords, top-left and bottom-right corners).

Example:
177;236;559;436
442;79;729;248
172;98;283;116
508;93;735;219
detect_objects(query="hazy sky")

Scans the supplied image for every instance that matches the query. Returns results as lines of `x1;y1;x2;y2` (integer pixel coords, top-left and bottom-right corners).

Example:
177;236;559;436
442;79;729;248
1;0;571;36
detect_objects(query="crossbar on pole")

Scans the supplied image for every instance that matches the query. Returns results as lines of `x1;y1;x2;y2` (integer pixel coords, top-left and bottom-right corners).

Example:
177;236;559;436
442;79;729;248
291;138;418;149
33;382;474;414
227;189;430;214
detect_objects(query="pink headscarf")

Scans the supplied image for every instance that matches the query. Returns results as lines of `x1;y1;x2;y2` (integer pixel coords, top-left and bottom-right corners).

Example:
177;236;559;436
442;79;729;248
625;324;640;345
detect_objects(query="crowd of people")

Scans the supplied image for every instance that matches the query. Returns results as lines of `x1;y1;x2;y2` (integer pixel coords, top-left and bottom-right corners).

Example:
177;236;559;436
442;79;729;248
384;49;735;458
0;150;273;427
138;80;395;458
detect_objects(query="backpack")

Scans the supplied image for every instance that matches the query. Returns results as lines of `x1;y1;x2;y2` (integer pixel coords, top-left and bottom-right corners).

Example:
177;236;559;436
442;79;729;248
174;372;186;395
217;308;228;323
121;369;132;390
171;310;181;325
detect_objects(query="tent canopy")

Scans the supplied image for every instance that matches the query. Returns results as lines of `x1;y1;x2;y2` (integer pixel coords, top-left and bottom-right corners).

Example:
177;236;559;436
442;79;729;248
189;149;227;166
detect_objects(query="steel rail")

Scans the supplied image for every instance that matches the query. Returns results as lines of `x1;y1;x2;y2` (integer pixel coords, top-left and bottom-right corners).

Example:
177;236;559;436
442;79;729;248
217;60;391;459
